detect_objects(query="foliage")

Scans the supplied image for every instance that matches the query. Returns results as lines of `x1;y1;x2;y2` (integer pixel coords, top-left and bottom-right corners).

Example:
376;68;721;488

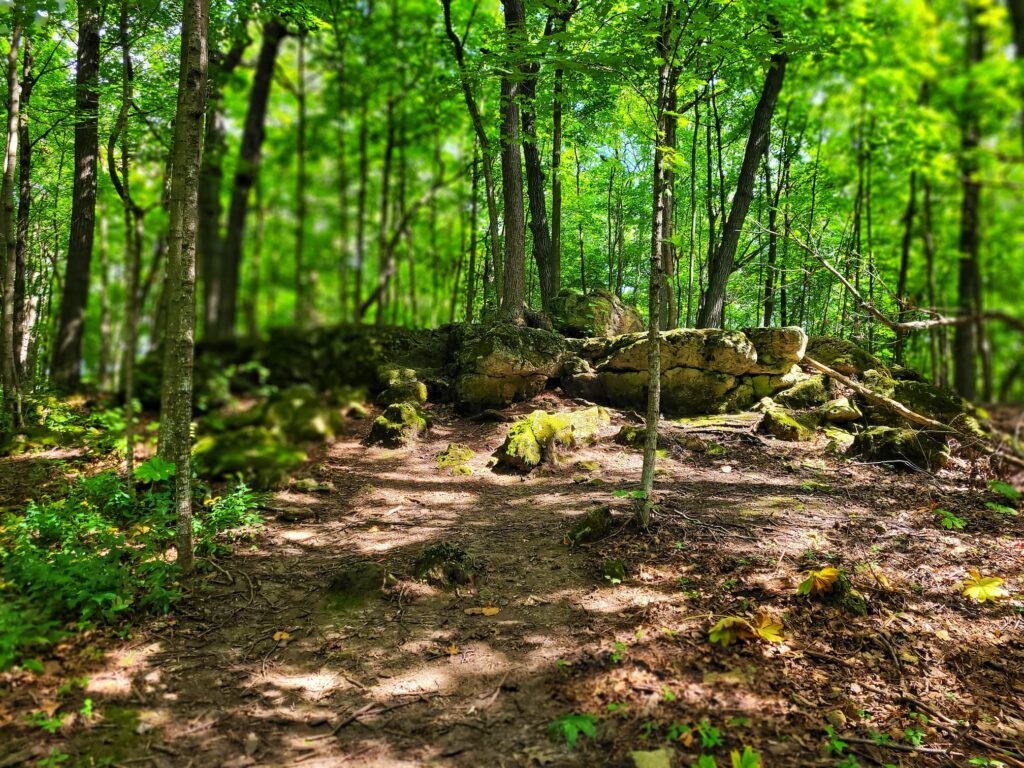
547;712;598;751
0;471;260;671
798;567;841;596
934;508;966;530
961;570;1009;603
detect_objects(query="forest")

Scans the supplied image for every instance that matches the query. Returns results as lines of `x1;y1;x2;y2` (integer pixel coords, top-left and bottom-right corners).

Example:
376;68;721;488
1;0;1024;765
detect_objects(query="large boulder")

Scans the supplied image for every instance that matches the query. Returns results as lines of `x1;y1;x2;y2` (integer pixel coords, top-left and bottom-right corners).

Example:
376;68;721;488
773;374;830;409
852;426;949;471
262;384;346;441
600;329;757;376
494;407;611;470
744;326;808;374
453;323;567;411
550;289;644;338
859;371;969;427
805;336;885;377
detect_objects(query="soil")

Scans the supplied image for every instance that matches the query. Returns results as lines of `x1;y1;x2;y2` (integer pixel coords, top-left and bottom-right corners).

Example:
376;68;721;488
1;392;1023;768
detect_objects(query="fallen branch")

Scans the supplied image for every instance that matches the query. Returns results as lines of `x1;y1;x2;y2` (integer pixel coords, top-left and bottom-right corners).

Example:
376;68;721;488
803;356;1024;469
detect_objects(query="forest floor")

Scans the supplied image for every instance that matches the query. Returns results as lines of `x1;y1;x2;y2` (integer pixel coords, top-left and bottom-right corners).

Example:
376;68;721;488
1;392;1024;768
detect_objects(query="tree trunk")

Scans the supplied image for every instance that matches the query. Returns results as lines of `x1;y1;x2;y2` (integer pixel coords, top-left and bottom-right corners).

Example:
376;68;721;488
354;92;369;321
551;62;564;295
697;25;786;329
198;36;247;336
1;23;23;420
158;0;210;575
954;5;984;400
575;145;585;293
52;0;101;388
440;0;503;310
499;0;527;322
14;33;32;383
216;18;286;339
1010;0;1024;148
294;32;309;328
520;71;556;312
894;170;917;365
465;144;479;322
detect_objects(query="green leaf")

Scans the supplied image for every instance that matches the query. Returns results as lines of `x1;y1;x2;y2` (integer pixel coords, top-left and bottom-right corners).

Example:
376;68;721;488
134;456;176;483
731;746;762;768
548;713;598;751
987;480;1020;503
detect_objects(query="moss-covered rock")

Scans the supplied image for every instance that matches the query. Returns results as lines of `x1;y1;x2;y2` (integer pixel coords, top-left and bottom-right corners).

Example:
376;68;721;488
759;407;813;442
366;402;431;447
262;384;345;442
774;375;829;409
437;442;474;474
550;289;644;337
749;364;804;400
413;543;477;589
806;336;885;377
852;426;949;471
601;328;757;375
376;380;428;406
602;558;626;585
820;397;862;423
567;506;614;545
495;407;611;470
744;326;809;374
453;322;567;410
193;426;307;489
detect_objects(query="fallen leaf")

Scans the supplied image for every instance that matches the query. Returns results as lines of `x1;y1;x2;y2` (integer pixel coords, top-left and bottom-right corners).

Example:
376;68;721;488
750;612;784;643
444;643;459;656
464;606;501;616
708;616;751;647
797;567;840;596
273;631;291;642
962;570;1008;603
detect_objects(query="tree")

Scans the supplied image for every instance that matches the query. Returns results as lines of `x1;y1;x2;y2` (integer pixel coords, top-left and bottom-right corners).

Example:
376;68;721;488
158;0;211;574
52;0;101;388
698;22;787;329
1;18;23;420
499;0;527;321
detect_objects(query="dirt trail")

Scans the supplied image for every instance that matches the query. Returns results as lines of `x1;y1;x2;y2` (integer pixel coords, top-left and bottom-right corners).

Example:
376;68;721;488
3;395;1024;767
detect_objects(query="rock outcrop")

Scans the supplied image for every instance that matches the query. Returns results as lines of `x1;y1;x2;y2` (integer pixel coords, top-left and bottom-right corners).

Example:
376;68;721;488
494;407;611;470
550;289;644;337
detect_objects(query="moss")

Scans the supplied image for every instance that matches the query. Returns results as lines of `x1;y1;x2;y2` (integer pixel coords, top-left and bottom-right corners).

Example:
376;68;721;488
806;336;886;377
414;543;477;589
437;443;474;475
820;397;862;423
852;426;949;471
568;506;614;545
366;402;430;447
602;558;626;585
376;380;428;406
495;407;611;470
774;375;829;409
549;289;644;337
760;407;812;442
193;426;306;489
262;384;345;442
743;326;809;374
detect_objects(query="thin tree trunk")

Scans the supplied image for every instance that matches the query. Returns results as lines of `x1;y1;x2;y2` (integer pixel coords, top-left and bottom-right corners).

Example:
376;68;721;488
575;145;585;293
354;92;369;321
97;209;111;389
465;143;479;323
1;23;23;419
243;180;264;337
216;18;286;339
441;0;503;309
294;32;309;327
894;170;917;364
159;0;210;575
198;36;247;336
14;33;32;383
499;0;527;321
52;0;100;388
954;5;984;400
698;24;786;329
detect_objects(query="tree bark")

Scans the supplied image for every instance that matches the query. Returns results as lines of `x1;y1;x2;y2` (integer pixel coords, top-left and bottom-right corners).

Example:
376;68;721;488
215;18;286;339
440;0;503;311
294;32;309;327
159;0;210;575
2;23;23;419
954;5;984;400
499;0;527;321
894;170;917;364
52;0;101;388
520;70;556;311
198;34;247;336
697;25;786;329
14;33;32;383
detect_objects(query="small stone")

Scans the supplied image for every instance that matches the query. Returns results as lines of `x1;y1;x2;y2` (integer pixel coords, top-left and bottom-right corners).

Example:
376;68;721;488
825;710;847;729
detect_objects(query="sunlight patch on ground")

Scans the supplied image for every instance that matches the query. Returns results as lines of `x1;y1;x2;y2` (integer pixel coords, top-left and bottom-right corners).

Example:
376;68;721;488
280;528;318;542
264;668;343;701
570;585;679;615
86;642;162;697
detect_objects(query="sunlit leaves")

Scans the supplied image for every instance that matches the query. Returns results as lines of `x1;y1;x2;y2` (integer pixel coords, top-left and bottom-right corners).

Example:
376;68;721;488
961;570;1008;603
708;613;784;647
797;567;840;596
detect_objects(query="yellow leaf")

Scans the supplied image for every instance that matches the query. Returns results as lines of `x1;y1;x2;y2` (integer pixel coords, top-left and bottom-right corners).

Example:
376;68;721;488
465;606;501;616
798;567;840;595
962;570;1009;603
368;525;380;533
708;616;752;647
203;496;221;507
750;612;784;643
273;631;290;642
444;643;459;656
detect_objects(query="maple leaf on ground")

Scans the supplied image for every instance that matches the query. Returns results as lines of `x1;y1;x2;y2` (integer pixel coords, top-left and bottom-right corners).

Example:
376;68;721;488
798;567;840;596
708;616;752;647
750;612;784;643
961;570;1009;603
